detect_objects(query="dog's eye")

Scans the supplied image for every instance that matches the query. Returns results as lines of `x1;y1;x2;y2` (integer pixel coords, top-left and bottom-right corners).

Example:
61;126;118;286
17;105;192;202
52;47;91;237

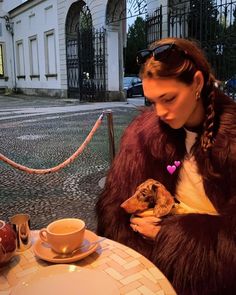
137;191;147;201
138;193;152;203
138;194;146;201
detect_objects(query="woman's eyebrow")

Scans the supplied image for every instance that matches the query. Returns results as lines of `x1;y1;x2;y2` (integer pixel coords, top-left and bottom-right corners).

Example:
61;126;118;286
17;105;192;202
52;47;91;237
149;93;168;101
160;92;176;99
145;92;175;102
159;92;177;100
159;93;167;98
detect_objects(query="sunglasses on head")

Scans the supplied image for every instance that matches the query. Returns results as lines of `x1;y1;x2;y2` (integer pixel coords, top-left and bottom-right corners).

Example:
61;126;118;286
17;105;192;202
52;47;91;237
136;43;189;65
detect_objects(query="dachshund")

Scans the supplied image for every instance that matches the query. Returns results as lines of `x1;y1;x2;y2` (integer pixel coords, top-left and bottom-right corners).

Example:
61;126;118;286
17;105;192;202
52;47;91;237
120;179;175;217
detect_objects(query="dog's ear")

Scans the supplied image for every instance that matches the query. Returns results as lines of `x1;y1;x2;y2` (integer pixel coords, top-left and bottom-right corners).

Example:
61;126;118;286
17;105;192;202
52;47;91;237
151;184;158;192
151;184;159;201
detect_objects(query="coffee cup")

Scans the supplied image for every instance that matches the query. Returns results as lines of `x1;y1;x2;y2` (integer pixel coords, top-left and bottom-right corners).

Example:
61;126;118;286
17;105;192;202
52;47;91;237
39;218;85;254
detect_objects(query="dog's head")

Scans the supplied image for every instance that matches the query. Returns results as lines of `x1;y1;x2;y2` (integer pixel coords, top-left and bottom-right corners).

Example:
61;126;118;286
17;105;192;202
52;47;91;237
121;179;160;214
120;179;175;217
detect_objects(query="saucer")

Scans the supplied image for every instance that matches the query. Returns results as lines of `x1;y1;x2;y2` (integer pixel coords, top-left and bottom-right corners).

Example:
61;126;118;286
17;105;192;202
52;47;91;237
10;264;119;295
33;230;99;263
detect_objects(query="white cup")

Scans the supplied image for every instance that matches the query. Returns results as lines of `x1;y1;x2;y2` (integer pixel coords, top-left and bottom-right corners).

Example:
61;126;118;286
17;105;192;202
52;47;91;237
39;218;85;254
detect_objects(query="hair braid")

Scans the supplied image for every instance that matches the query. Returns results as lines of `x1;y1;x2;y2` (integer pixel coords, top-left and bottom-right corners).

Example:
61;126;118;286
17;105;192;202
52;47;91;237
201;76;216;152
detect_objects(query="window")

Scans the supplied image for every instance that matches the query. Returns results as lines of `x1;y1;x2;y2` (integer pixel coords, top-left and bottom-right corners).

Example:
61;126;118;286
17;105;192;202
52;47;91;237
16;40;25;78
29;36;39;77
0;44;4;76
44;30;57;77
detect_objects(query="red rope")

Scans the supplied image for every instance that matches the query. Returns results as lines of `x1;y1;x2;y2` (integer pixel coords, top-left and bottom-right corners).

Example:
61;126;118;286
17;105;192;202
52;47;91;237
0;113;104;174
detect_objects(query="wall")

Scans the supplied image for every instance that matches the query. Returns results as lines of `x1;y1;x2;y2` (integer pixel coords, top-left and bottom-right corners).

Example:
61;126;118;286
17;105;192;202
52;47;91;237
1;0;161;99
9;0;63;96
0;2;15;92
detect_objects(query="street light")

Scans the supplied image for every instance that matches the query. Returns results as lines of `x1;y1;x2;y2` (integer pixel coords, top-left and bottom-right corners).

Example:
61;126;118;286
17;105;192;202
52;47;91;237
0;15;14;35
0;15;16;91
3;15;14;35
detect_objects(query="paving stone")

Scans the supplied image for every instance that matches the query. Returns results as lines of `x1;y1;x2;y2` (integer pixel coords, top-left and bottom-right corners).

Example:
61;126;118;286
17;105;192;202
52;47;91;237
0;97;140;231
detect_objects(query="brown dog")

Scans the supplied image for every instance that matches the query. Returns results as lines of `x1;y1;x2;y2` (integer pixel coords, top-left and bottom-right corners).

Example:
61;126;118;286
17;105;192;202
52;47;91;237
120;179;175;217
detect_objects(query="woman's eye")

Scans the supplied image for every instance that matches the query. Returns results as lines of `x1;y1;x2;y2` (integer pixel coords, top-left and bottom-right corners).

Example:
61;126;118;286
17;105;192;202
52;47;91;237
163;97;175;103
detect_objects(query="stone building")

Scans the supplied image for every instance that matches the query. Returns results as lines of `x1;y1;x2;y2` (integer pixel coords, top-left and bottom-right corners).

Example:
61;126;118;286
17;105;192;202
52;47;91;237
1;1;234;100
0;0;157;100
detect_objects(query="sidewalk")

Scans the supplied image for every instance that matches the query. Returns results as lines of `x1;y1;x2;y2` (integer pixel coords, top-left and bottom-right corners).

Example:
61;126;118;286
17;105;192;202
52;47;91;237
0;94;145;120
0;94;143;231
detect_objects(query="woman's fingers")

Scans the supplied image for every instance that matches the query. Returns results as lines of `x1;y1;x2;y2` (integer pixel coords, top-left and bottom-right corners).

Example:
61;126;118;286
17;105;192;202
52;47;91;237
130;223;138;232
130;216;161;225
130;219;161;239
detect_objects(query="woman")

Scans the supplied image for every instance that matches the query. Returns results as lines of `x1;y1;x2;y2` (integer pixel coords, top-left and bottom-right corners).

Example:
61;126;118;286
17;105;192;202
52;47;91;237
96;38;236;294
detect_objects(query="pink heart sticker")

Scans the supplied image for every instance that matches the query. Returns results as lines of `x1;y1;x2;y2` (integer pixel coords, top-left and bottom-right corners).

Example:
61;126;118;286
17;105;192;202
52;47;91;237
167;165;176;175
174;161;181;167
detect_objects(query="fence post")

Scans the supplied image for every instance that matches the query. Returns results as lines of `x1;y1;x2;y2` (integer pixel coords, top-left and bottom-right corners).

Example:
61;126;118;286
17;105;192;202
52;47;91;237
104;109;115;163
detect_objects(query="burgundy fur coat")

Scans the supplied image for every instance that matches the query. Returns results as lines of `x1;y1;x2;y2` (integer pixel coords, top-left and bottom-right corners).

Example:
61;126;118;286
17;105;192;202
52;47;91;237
96;93;236;295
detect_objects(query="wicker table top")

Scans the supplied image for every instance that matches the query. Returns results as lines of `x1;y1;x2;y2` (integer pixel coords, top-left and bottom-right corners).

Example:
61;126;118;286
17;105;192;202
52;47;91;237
0;230;176;295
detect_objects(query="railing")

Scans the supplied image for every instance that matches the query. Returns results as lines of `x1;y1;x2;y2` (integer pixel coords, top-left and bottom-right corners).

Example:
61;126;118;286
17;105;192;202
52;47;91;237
146;0;236;99
0;111;115;174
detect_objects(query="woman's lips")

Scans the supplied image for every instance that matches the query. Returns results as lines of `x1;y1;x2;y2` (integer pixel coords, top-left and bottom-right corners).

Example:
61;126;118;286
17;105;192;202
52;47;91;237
161;117;172;123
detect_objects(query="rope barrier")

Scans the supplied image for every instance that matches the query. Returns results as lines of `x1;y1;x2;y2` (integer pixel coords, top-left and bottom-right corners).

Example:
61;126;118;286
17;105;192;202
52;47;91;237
0;112;104;174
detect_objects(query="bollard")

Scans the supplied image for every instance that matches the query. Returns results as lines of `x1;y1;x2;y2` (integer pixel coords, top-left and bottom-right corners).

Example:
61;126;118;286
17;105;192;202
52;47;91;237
104;109;115;163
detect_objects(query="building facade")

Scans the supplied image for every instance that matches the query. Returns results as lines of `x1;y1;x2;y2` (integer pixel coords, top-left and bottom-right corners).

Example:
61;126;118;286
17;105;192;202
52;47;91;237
1;0;234;100
0;0;160;100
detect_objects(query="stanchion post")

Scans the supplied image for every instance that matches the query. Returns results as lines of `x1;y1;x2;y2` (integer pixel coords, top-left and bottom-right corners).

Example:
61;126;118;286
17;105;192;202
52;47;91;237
104;109;115;163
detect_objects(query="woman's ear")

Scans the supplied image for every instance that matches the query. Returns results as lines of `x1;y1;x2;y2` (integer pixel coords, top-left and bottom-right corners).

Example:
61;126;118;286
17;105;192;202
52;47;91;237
193;70;204;93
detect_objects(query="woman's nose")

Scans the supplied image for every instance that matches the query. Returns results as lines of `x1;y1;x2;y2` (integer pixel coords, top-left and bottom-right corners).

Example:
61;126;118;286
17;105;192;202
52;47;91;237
155;104;168;118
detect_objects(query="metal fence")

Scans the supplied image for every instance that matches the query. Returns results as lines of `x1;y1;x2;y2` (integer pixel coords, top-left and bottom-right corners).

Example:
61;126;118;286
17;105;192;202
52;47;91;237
66;28;107;101
66;2;107;101
146;0;236;98
79;28;107;102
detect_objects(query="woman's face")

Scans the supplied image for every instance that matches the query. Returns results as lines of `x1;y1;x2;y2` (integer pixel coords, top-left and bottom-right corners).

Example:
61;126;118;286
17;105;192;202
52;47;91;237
142;76;205;129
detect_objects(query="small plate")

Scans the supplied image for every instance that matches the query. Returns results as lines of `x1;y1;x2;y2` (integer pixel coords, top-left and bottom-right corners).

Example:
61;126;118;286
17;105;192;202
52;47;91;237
10;264;119;295
33;229;99;263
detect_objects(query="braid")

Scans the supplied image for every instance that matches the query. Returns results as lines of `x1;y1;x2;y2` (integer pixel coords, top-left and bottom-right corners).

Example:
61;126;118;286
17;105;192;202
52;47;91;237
201;76;216;152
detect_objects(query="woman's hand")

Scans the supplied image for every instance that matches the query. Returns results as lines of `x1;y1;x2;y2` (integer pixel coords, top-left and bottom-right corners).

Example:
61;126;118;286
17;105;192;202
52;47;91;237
130;215;161;240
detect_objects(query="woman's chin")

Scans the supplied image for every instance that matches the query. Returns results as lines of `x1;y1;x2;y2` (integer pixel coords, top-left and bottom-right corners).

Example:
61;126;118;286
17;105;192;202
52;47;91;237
165;121;182;129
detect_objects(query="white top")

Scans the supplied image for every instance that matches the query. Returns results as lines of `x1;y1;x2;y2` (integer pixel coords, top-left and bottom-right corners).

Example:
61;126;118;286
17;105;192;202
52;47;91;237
174;129;218;215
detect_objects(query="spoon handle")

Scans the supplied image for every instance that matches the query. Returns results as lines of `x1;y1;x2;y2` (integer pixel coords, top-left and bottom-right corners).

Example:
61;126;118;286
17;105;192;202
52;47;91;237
79;237;106;250
53;237;106;258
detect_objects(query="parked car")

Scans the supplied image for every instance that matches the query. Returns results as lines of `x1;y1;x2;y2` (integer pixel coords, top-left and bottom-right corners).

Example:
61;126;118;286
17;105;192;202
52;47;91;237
123;76;143;98
224;75;236;92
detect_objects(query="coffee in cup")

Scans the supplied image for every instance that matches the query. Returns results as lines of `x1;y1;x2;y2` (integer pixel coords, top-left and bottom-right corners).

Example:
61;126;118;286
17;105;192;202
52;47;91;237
39;218;85;254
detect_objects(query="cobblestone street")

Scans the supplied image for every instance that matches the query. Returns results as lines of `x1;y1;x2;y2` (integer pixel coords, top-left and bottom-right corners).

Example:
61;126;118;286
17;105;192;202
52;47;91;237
0;95;143;231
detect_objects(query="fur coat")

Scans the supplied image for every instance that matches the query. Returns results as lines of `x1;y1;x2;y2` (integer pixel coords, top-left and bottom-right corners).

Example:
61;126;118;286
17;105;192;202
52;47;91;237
96;93;236;295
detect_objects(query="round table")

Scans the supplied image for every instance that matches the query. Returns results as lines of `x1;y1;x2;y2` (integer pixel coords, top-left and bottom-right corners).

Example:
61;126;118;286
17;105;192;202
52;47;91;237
0;230;176;295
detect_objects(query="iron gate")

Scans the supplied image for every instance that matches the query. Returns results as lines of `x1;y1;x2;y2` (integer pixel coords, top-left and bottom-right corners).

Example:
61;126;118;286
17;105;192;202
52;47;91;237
78;27;106;101
146;0;236;98
66;4;107;101
146;7;162;45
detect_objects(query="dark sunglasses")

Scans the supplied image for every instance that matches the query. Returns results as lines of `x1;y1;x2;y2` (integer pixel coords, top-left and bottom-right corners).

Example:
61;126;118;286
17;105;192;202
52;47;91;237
136;43;188;65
